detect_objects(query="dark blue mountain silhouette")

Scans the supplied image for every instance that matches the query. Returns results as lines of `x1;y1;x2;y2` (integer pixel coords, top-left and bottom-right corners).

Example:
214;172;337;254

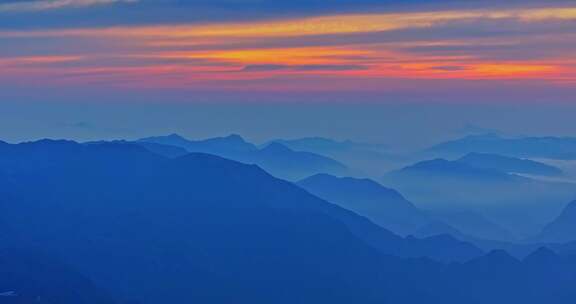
87;140;190;158
0;139;490;304
414;220;528;256
298;174;428;235
416;219;576;259
428;134;576;159
138;134;347;180
3;139;576;303
458;152;563;176
452;248;576;304
0;249;116;304
553;240;576;256
140;134;258;156
539;200;576;243
135;141;189;158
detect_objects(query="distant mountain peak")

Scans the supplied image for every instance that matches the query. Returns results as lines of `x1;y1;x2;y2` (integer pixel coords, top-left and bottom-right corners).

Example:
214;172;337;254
139;133;256;150
222;133;248;143
275;137;344;145
16;139;84;153
428;134;576;159
551;199;576;221
139;133;189;144
539;200;576;243
262;142;293;153
165;133;187;139
395;158;515;181
406;158;451;168
458;152;563;176
466;133;502;139
267;137;386;155
486;249;517;260
298;173;425;235
302;173;399;196
414;221;465;239
138;134;345;180
21;139;79;146
564;200;576;213
473;249;519;265
524;247;559;264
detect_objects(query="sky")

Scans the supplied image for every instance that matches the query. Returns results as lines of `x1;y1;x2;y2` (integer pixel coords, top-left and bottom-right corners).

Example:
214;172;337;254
1;0;576;145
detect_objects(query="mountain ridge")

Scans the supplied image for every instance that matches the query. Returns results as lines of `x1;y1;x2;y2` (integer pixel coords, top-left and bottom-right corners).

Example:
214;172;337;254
138;134;347;180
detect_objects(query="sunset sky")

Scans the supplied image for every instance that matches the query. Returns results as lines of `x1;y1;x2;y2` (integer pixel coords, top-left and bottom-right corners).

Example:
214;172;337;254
3;0;576;94
1;0;576;144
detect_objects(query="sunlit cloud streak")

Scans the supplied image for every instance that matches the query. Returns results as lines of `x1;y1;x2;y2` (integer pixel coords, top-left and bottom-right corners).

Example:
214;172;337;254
3;7;576;38
0;0;138;12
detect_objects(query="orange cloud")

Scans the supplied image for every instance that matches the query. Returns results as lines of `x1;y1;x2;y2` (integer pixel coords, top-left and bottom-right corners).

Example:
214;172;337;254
159;47;373;66
391;63;560;79
2;6;576;91
3;6;576;39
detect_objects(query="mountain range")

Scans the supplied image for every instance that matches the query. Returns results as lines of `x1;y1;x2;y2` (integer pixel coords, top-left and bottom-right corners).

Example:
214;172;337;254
268;137;402;176
0;249;116;304
0;139;488;304
428;134;576;160
383;158;576;239
138;134;348;180
2;139;576;303
298;174;428;235
268;137;384;154
458;152;563;176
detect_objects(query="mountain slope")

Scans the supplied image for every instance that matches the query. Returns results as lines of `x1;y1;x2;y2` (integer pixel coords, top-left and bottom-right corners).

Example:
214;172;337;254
269;137;400;177
0;249;116;304
387;158;518;181
268;137;386;156
383;158;576;239
139;133;258;156
458;153;563;176
252;143;347;180
539;200;576;243
0;140;482;304
139;134;347;180
2;139;576;304
298;174;428;235
428;134;576;159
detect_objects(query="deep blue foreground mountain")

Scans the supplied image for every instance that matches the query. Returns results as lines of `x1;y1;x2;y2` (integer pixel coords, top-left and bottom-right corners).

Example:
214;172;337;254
416;220;576;260
2;139;576;304
135;141;189;158
0;139;484;304
138;134;347;180
0;249;115;304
